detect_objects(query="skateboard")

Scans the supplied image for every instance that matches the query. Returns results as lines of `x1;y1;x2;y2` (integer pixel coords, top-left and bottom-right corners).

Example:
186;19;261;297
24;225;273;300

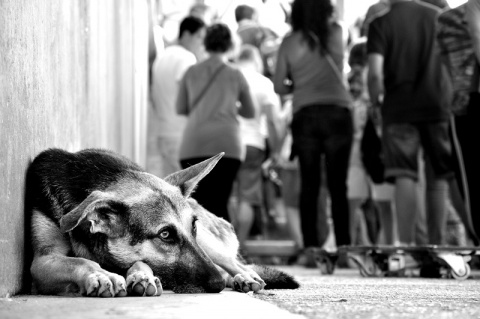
329;245;480;280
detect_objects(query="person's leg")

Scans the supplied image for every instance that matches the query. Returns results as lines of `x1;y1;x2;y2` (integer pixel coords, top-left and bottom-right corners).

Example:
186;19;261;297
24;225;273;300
296;146;322;248
449;178;478;244
424;157;449;245
395;177;418;245
324;107;354;247
291;107;323;248
213;158;242;222
235;146;264;249
382;123;422;246
349;198;372;245
180;157;241;222
415;154;428;246
317;156;331;247
455;93;480;238
281;167;303;249
421;120;456;245
236;201;254;249
376;200;396;245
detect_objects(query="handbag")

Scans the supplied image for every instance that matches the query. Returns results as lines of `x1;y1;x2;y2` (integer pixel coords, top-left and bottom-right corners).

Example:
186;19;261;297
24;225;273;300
360;112;385;184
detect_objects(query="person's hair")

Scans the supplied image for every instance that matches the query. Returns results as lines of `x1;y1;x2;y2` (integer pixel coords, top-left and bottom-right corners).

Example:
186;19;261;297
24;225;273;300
419;0;450;9
189;3;217;24
290;0;334;55
235;5;255;23
204;23;233;53
348;40;367;67
178;16;206;39
237;44;264;74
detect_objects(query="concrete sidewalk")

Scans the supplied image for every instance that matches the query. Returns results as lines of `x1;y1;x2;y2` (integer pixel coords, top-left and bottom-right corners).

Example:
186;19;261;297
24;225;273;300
3;266;480;319
0;290;303;319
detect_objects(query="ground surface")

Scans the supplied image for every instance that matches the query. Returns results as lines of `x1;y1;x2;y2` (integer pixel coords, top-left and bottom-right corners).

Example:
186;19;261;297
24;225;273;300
1;267;480;319
252;266;480;319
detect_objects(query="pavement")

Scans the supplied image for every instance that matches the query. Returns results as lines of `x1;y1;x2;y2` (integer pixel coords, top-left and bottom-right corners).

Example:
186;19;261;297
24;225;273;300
1;266;480;319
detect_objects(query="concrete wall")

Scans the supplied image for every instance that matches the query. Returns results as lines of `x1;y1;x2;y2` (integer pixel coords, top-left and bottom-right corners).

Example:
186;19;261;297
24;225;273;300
0;0;150;297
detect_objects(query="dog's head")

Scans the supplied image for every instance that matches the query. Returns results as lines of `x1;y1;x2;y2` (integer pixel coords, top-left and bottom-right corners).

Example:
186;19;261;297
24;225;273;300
59;153;226;293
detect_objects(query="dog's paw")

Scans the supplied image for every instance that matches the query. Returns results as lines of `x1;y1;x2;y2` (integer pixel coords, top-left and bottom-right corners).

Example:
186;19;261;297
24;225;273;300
84;271;127;297
126;271;162;297
228;274;265;293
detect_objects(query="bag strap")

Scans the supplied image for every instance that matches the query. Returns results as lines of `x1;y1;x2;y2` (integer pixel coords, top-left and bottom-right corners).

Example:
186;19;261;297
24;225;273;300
190;63;226;111
325;52;349;90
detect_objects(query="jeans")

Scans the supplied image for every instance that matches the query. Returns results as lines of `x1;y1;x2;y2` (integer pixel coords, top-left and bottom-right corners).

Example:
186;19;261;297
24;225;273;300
291;104;354;247
180;157;241;222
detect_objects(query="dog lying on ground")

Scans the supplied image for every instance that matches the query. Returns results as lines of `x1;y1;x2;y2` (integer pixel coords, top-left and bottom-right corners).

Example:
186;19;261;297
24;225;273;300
27;148;299;297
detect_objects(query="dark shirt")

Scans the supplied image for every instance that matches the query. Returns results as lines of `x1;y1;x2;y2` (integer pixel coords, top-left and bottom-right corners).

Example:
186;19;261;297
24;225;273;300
367;1;451;124
437;4;479;115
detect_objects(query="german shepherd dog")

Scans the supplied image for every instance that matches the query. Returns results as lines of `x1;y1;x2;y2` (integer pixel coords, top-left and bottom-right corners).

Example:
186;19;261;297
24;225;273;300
27;148;299;297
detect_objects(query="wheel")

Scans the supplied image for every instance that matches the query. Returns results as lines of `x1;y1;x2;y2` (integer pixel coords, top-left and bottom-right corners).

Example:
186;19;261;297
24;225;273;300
450;263;471;280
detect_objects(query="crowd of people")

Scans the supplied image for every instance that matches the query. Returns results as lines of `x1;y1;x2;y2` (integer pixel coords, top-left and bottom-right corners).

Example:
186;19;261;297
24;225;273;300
147;0;480;269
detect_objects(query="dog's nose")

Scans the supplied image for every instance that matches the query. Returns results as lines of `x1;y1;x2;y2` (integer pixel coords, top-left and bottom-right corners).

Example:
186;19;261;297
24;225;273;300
205;277;226;293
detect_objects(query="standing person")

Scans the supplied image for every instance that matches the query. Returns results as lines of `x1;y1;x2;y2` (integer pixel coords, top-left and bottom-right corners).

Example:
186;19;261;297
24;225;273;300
273;0;354;261
367;0;455;246
234;4;280;78
466;0;480;239
148;16;206;178
436;2;480;244
233;44;282;249
177;23;255;222
468;0;480;64
347;40;396;246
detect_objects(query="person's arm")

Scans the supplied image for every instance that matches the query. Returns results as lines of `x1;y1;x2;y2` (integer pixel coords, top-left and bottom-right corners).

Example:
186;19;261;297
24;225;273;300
237;72;255;119
175;55;196;115
176;74;190;115
467;0;480;63
263;91;283;160
273;38;293;95
367;53;385;107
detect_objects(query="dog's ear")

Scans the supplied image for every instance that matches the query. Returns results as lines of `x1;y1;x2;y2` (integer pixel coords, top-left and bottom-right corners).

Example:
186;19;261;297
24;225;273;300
59;190;125;236
164;152;224;197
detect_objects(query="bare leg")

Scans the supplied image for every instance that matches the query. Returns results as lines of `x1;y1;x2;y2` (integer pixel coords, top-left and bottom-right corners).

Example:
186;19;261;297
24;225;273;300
425;177;449;245
285;206;303;249
377;200;397;245
395;177;418;245
236;200;255;249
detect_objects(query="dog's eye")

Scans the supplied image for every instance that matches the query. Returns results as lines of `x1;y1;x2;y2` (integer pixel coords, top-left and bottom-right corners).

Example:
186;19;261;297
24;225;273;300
157;227;177;243
159;230;170;239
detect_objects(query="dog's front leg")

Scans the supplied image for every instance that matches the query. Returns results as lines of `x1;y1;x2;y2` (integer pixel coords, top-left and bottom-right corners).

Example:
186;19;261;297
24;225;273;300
31;254;127;297
126;261;162;296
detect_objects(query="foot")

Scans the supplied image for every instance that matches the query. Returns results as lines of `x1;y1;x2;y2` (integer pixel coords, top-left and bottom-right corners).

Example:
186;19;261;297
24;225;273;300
126;261;162;296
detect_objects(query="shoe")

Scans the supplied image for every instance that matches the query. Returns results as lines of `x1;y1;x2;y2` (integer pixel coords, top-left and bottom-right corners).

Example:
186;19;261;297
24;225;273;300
419;264;442;278
292;247;318;268
336;251;355;269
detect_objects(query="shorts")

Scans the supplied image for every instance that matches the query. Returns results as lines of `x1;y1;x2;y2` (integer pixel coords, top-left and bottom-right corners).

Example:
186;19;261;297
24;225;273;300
236;146;265;206
382;121;454;183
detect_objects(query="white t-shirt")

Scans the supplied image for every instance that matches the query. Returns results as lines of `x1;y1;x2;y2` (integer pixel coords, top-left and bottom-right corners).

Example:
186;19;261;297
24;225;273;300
238;68;281;150
150;44;196;137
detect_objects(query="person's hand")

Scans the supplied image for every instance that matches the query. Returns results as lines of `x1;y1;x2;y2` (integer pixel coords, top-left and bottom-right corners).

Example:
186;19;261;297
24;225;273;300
369;101;382;128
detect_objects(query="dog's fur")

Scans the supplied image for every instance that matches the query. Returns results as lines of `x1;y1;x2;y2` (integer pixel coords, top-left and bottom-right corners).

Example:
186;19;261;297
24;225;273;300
27;148;299;297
